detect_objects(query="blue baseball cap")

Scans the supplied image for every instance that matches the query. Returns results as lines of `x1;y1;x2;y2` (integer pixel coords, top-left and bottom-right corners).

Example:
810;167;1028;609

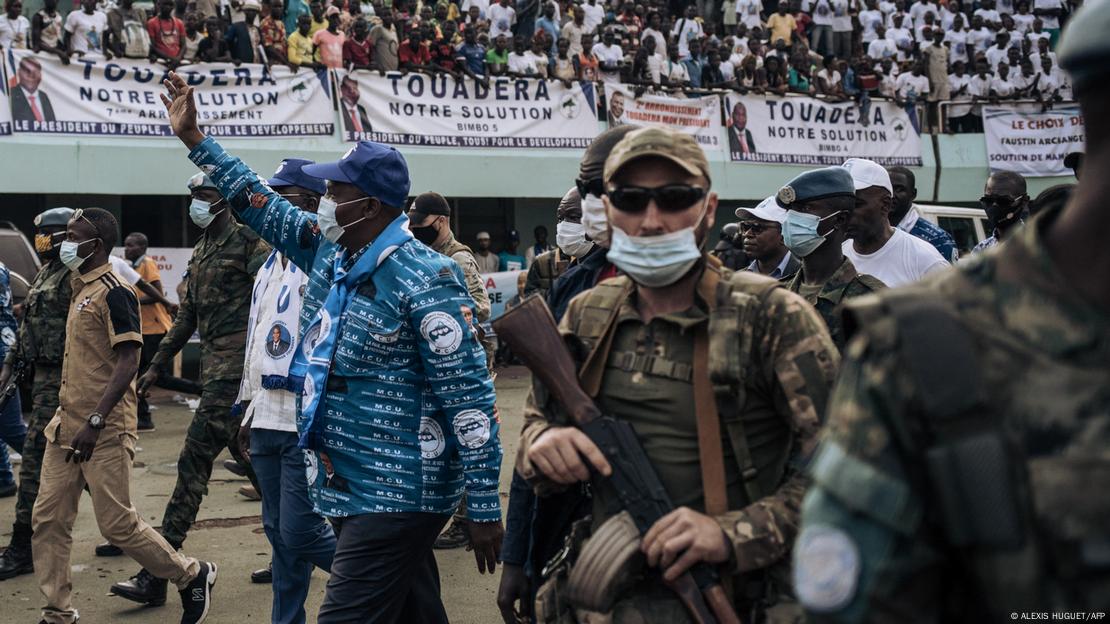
301;142;411;209
267;158;327;195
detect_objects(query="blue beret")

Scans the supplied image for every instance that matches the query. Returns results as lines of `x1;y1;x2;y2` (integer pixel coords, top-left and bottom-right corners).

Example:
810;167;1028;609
34;207;75;228
267;158;327;196
776;167;857;209
186;172;219;192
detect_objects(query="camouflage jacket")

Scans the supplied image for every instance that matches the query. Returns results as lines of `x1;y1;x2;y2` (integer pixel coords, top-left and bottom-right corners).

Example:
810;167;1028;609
434;234;491;322
151;221;270;383
784;257;886;352
523;248;568;299
519;262;840;582
794;204;1110;621
5;258;71;368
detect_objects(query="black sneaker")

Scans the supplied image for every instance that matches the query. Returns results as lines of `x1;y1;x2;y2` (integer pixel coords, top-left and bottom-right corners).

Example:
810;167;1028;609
250;563;272;584
96;541;124;557
222;459;247;477
0;483;15;498
0;543;33;580
433;520;469;550
110;568;167;606
138;416;156;432
180;561;217;624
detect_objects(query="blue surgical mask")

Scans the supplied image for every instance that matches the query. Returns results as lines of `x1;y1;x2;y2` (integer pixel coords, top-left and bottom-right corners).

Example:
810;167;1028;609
782;210;842;257
317;195;368;244
59;238;98;271
189;197;226;229
606;206;707;288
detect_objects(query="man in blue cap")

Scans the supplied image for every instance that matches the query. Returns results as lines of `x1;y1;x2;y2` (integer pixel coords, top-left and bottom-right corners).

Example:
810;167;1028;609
229;158;340;621
772;168;885;352
794;4;1110;620
159;72;503;623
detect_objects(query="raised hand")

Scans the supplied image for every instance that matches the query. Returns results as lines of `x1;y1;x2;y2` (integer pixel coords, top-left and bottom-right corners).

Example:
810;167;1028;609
160;71;205;148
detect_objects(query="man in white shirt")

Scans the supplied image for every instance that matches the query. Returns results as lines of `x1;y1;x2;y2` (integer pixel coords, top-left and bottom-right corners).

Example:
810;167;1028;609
807;0;835;55
975;0;1002;27
859;0;884;43
580;0;604;33
985;31;1012;70
867;24;896;59
592;29;623;84
561;10;586;55
1032;0;1065;35
487;0;515;40
0;0;31;49
735;0;762;29
840;158;948;287
968;60;993;117
671;4;703;59
886;13;914;61
947;60;976;131
944;14;971;65
968;15;995;54
461;0;490;19
641;12;667;57
64;0;109;56
1036;55;1068;100
507;35;538;75
992;61;1016;98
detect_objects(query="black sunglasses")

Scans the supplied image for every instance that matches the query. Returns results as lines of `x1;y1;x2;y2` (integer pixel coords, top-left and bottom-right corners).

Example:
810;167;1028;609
980;194;1022;207
575;176;606;199
739;221;779;234
607;184;707;214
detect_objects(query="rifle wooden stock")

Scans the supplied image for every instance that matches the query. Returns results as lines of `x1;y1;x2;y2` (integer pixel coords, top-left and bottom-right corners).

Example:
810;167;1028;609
494;294;743;624
492;295;601;426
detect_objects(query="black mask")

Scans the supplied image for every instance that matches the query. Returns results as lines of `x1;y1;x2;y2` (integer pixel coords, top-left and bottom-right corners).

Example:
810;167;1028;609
411;221;440;246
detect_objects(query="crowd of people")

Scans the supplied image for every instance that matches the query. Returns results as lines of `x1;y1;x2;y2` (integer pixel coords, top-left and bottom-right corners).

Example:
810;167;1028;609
0;0;1081;133
0;1;1105;624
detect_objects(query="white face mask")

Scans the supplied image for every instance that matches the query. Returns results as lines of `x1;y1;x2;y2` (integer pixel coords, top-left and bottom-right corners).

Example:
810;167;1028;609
606;203;708;288
317;195;368;244
581;193;610;247
555;220;594;258
189;197;226;229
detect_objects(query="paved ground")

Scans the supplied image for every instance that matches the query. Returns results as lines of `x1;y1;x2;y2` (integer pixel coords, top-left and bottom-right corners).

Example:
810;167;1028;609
0;366;533;624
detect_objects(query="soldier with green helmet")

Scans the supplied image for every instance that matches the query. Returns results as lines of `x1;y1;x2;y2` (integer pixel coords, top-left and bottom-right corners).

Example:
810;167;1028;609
0;207;75;580
793;5;1110;620
517;127;840;622
769;168;886;352
110;173;270;606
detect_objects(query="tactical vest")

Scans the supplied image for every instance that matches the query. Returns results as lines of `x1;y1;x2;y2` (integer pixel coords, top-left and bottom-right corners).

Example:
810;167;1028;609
570;266;789;513
844;286;1110;619
532;249;567;296
18;260;72;366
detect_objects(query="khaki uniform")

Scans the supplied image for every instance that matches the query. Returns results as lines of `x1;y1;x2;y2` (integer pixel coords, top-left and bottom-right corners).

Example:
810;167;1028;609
784;258;885;352
524;248;569;299
434;233;492;323
4;258;71;529
795;205;1110;620
149;220;270;548
519;262;840;622
31;263;199;624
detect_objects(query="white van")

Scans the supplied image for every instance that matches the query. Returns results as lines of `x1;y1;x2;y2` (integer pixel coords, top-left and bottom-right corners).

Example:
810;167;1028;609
915;204;990;256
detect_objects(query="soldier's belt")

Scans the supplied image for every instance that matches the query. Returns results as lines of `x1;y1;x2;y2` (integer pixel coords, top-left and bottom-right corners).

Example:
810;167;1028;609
607;351;694;383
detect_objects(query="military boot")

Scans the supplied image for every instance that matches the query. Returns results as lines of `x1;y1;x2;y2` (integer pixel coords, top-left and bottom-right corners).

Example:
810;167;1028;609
110;568;168;606
0;523;34;580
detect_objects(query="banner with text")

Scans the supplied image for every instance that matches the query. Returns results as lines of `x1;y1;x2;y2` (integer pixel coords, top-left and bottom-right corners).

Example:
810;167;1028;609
482;270;524;320
339;70;598;148
983;104;1084;177
604;83;723;150
4;50;334;137
113;248;193;304
0;50;12;135
725;95;922;166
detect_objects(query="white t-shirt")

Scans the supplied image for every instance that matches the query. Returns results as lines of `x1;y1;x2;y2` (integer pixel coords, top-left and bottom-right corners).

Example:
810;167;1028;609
985;44;1010;70
1033;0;1064;29
1011;11;1034;32
997;0;1015;15
895;71;929;99
867;37;896;60
461;0;490;18
108;255;143;285
671;17;703;58
944;29;970;64
886;26;914;60
1027;30;1051;46
507;50;537;74
974;8;1001;25
843;228;948;287
830;0;852;31
969;27;995;53
991;74;1015;97
808;0;834;26
948;72;974;116
735;0;763;28
65;9;109;55
858;9;884;42
641;27;667;58
581;1;604;32
0;15;31;49
646;52;664;83
488;3;516;39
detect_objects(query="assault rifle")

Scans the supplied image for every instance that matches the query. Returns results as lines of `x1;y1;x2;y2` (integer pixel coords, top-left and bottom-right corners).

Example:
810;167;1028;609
0;360;27;415
493;295;741;624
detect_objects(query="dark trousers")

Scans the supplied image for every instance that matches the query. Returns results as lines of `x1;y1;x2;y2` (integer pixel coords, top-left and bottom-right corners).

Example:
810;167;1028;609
138;333;163;418
317;512;451;624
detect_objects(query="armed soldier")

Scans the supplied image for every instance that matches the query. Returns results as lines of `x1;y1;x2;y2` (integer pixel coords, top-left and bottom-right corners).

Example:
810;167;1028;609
516;127;840;622
773;169;886;352
111;173;270;606
794;7;1110;621
524;189;583;299
0;208;74;580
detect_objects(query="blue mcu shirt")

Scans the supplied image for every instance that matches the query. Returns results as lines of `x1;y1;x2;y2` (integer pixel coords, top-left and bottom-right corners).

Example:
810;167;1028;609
0;263;15;362
897;206;959;264
189;138;502;522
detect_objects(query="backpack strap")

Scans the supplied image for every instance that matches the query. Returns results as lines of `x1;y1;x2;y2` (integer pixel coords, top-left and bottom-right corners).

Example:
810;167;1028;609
573;277;633;398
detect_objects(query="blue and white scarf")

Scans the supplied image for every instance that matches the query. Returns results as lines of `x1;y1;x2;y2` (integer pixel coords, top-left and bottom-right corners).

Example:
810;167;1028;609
294;214;413;449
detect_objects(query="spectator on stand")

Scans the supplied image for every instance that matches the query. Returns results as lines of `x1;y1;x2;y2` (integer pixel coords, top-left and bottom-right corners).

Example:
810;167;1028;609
498;231;527;271
473;232;501;273
226;0;264;63
311;5;345;67
259;0;288;65
107;0;150;59
197;15;232;61
31;0;68;63
64;0;110;58
369;9;399;71
0;0;31;50
286;12;316;68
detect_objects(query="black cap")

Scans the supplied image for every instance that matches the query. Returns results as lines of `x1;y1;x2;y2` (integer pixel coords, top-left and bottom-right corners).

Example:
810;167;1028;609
408;191;450;222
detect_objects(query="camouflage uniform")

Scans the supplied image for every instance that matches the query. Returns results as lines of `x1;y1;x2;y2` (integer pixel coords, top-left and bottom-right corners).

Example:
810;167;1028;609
519;262;840;622
4;259;70;530
783;258;886;352
433;233;491;323
149;220;269;548
524;248;569;299
794;205;1110;620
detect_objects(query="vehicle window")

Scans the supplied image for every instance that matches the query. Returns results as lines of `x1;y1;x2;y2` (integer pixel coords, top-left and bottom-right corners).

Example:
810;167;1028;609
938;217;980;255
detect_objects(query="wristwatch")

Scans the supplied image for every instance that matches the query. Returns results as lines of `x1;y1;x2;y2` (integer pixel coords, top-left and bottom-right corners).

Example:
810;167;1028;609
87;412;106;430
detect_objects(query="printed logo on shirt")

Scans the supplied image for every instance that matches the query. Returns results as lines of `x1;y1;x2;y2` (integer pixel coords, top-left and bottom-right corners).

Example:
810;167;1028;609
303;375;317;406
419;311;463;355
452;409;491;449
419;416;446;459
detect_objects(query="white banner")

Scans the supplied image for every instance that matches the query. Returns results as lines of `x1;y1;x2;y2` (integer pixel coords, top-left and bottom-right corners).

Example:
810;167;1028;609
339;70;599;148
725;95;922;166
983;104;1084;177
482;270;524;320
0;49;12;135
113;247;193;304
604;83;723;151
4;50;334;137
